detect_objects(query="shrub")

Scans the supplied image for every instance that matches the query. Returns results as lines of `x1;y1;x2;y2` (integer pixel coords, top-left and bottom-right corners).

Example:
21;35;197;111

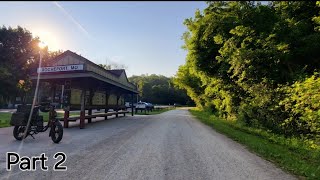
280;74;320;138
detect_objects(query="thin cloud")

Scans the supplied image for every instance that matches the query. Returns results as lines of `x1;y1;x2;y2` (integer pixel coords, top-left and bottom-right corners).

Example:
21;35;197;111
52;1;91;39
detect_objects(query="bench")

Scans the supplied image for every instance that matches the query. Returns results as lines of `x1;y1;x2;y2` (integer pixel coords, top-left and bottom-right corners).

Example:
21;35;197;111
56;111;130;124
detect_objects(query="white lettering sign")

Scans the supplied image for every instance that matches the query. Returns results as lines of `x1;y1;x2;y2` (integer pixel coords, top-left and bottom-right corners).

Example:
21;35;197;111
37;65;84;73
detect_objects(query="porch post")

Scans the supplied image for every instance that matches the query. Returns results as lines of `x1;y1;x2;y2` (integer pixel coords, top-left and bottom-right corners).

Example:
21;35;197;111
63;108;69;128
80;89;85;129
60;85;64;109
88;109;92;123
104;91;109;120
116;95;119;118
51;83;56;103
88;89;93;123
36;82;42;104
131;93;134;116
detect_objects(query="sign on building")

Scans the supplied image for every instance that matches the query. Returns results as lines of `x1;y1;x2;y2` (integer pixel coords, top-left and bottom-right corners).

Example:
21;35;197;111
37;64;84;73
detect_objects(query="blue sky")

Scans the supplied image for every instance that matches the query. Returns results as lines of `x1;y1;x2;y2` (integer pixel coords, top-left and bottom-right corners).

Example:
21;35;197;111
0;1;207;77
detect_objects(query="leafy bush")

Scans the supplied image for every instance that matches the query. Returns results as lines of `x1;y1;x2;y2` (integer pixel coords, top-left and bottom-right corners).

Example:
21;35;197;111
174;1;320;140
280;74;320;138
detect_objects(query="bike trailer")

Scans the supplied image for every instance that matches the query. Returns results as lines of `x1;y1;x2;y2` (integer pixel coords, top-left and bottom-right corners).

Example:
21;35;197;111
10;105;42;126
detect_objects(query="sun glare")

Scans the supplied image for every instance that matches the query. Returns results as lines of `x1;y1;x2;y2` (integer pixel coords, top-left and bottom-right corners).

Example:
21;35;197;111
38;41;47;49
32;28;61;51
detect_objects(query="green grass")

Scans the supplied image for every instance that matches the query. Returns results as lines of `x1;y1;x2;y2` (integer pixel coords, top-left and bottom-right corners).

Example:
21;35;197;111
135;107;174;115
189;108;320;180
0;112;13;128
0;111;78;128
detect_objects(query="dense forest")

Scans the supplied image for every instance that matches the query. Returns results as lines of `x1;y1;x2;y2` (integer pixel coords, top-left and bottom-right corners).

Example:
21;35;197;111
173;1;320;139
128;74;193;106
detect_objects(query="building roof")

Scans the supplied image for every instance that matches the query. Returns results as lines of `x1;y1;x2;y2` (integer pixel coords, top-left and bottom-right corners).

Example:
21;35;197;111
32;50;138;93
108;69;125;77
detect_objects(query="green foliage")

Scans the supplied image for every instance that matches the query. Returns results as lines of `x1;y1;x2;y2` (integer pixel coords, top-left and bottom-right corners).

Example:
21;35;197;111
190;108;320;179
98;61;127;70
129;74;193;105
98;64;112;70
280;74;320;138
0;25;63;107
173;65;205;108
174;1;320;138
0;26;38;103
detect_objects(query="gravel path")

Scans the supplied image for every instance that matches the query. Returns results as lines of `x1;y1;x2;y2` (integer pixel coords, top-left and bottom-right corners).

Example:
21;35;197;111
0;109;295;180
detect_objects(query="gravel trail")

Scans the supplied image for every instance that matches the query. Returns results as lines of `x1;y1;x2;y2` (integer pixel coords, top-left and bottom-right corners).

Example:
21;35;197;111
0;109;295;180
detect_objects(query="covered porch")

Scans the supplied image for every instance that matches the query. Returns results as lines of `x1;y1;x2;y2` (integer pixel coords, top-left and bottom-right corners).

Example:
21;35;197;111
29;50;138;129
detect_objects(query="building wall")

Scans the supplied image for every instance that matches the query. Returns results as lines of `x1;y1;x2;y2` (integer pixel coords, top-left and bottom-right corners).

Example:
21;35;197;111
70;88;124;106
52;55;83;66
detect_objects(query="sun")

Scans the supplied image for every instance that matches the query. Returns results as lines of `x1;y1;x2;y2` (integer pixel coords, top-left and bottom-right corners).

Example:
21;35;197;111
32;28;61;51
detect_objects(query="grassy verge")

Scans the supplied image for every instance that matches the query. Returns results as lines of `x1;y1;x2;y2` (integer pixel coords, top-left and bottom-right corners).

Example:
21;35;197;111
0;113;13;128
0;112;78;128
189;108;320;180
135;107;174;115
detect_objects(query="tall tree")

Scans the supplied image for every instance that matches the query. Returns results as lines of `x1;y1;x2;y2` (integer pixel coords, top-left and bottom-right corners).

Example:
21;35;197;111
128;74;193;105
174;1;320;137
0;25;62;107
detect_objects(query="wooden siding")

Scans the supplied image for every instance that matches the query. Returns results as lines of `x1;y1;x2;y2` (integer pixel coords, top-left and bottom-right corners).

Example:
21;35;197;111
50;54;136;90
51;55;84;66
70;88;123;106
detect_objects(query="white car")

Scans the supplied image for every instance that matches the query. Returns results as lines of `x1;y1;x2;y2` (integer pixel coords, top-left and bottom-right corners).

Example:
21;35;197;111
135;102;147;109
125;102;131;108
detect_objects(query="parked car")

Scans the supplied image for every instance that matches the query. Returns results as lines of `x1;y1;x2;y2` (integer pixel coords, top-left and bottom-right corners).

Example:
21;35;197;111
135;102;147;109
146;103;154;110
14;104;23;109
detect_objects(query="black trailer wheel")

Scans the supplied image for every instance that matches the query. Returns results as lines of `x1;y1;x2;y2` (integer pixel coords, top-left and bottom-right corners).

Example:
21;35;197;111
51;122;63;143
13;126;26;141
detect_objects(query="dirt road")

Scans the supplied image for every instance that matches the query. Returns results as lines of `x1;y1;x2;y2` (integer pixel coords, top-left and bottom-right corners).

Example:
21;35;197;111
0;109;295;180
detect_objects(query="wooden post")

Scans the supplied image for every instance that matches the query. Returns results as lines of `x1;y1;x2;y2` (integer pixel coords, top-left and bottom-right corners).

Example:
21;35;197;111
88;89;93;123
51;83;56;103
80;89;85;129
60;85;64;109
131;93;134;116
88;109;92;123
105;91;109;120
36;82;42;104
116;95;119;118
63;109;69;128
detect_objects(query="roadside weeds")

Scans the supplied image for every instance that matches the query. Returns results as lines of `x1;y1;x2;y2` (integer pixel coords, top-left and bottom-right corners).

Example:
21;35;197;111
189;108;320;180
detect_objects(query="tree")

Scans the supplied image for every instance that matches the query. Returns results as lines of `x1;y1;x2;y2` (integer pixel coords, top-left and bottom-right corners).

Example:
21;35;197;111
99;58;128;70
98;64;112;70
174;1;320;137
128;74;193;105
0;26;39;105
0;25;63;107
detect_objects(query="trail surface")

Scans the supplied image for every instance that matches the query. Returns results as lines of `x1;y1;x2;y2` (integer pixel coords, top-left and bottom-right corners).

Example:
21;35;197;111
0;109;295;180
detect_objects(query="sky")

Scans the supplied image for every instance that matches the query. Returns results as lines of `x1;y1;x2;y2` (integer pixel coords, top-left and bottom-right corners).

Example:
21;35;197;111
0;1;207;77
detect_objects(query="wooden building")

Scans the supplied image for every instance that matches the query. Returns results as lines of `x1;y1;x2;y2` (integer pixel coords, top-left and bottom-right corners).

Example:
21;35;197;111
30;50;138;129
